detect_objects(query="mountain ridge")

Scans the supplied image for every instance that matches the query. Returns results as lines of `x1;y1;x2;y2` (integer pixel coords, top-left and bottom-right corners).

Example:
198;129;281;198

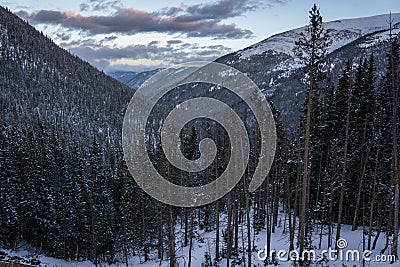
113;13;400;129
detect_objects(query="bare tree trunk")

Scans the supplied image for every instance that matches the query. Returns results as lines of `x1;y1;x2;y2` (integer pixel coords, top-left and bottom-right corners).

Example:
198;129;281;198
336;62;352;252
241;220;246;267
142;201;149;262
215;199;220;263
372;216;381;250
273;162;279;233
243;172;252;267
314;152;323;223
226;191;232;267
184;208;189;247
285;155;294;252
368;138;380;250
168;166;176;267
293;155;300;249
188;209;193;267
89;193;97;267
157;207;164;260
352;116;369;231
299;72;313;264
381;202;393;255
204;168;210;230
233;195;239;255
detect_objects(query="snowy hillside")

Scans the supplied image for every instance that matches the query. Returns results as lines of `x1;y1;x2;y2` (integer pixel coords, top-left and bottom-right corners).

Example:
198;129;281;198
239;13;400;58
215;13;400;130
114;13;400;130
1;215;396;267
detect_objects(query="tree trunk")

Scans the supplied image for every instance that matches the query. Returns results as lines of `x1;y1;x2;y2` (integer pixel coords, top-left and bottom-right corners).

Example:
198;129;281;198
168;166;176;267
273;162;279;233
169;205;175;267
336;61;352;252
142;201;149;262
368;138;380;250
157;207;163;260
226;191;232;267
188;209;193;267
184;208;189;247
242;172;252;267
215;199;220;263
233;195;239;255
299;68;313;264
285;155;294;252
352;116;369;231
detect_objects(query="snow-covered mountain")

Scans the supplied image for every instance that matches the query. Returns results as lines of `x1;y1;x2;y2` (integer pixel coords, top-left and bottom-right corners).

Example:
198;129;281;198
109;69;162;90
239;13;400;58
216;13;400;129
115;13;400;130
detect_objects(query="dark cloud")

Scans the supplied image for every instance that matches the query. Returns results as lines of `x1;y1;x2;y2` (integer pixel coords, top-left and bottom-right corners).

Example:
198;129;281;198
101;35;118;42
167;40;183;45
33;10;68;23
148;41;160;46
17;1;259;39
56;32;71;41
80;4;90;11
175;0;259;22
158;6;183;17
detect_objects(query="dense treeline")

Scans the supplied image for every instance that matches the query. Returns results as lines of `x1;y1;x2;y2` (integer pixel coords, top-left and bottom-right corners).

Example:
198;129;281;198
0;4;400;267
287;6;400;265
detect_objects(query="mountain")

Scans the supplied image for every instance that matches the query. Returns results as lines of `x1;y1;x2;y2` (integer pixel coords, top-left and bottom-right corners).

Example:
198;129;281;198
1;6;400;266
0;6;133;143
109;69;162;90
116;13;400;130
0;5;134;258
216;13;400;128
108;71;138;84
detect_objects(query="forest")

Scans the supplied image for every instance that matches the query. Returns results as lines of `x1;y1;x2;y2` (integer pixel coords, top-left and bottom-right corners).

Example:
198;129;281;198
0;4;399;267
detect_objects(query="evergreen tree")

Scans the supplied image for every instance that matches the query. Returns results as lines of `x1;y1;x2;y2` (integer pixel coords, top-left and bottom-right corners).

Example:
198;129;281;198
293;4;330;262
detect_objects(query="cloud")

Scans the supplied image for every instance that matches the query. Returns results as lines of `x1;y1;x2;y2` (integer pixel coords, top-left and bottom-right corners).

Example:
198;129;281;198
174;0;259;22
80;4;90;11
16;1;259;39
60;40;231;71
167;40;183;45
56;32;71;41
80;0;122;12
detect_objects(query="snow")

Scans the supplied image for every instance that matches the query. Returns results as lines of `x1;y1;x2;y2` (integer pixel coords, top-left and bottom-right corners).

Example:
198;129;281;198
358;28;400;49
1;212;396;266
239;13;400;59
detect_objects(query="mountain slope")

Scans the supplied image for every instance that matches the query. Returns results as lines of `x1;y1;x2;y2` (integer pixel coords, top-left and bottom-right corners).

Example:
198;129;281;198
109;69;162;90
0;6;133;143
216;13;400;129
0;6;134;258
239;13;400;59
115;13;400;130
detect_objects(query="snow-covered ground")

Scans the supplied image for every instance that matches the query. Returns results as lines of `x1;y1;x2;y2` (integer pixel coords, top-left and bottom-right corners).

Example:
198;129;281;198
1;212;396;266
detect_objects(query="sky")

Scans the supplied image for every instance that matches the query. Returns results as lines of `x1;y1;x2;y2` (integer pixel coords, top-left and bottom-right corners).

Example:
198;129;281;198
3;0;400;72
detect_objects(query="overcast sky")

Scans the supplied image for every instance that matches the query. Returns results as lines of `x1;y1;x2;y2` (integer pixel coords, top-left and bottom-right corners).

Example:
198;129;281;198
4;0;400;72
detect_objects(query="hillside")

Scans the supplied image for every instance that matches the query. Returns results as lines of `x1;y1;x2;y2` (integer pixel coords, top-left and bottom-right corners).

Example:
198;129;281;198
114;13;400;130
0;6;133;142
0;5;135;261
217;13;400;128
1;5;400;267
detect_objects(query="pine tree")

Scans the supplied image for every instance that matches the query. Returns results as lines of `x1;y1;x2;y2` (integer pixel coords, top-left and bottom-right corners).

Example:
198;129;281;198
293;4;330;262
